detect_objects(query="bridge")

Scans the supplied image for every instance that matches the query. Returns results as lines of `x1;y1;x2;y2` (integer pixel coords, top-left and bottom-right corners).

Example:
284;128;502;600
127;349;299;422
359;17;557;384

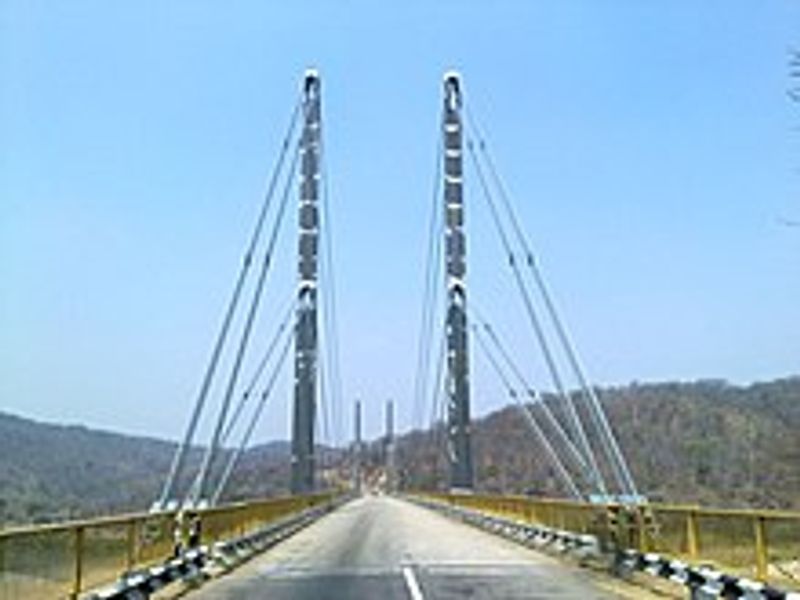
1;70;799;600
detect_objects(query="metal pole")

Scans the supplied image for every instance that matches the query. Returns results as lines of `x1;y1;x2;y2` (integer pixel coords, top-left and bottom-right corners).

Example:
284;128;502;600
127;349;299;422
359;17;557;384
443;71;474;491
754;515;768;581
686;509;699;560
385;399;396;492
291;69;321;494
71;526;84;599
125;520;137;570
353;400;362;493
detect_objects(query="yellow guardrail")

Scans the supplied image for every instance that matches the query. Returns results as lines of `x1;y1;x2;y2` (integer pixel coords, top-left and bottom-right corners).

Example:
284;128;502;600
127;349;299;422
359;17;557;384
422;493;800;589
0;492;337;600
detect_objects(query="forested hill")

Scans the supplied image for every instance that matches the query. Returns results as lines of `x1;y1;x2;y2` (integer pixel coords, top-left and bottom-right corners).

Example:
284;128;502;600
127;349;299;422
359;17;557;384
396;377;800;509
3;376;799;526
0;412;293;526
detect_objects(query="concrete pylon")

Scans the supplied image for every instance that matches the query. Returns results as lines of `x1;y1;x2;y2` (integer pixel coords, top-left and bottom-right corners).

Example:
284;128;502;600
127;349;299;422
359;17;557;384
353;400;362;493
385;399;396;492
291;69;322;494
442;71;474;491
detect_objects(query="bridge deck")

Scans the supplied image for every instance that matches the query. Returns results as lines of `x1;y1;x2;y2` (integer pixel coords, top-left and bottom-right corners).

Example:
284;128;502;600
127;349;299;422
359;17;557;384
181;495;650;599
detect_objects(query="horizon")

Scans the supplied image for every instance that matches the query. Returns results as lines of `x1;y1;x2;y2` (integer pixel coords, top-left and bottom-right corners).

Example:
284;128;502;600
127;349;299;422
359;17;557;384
3;372;799;444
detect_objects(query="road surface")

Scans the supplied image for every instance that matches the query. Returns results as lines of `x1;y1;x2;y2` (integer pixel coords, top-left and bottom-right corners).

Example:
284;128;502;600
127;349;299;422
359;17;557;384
185;495;638;599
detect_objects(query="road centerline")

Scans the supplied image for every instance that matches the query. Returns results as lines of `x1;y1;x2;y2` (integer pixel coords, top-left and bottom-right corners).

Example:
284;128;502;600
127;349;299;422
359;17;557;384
402;565;425;600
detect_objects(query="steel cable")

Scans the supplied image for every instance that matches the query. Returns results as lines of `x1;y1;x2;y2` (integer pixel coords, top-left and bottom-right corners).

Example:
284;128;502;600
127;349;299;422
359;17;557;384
413;128;445;432
466;137;608;497
190;136;300;505
212;328;294;504
471;323;582;499
465;109;637;499
156;99;301;509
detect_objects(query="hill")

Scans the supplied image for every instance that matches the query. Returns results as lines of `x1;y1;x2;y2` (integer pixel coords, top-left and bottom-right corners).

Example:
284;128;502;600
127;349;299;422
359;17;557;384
3;376;799;526
0;412;293;526
395;377;800;509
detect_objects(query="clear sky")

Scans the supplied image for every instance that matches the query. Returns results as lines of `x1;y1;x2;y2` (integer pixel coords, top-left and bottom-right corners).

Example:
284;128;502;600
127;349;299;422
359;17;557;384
2;2;799;444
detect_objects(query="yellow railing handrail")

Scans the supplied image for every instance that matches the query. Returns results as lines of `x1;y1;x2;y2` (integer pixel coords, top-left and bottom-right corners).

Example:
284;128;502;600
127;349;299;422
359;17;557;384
0;491;339;599
0;510;176;539
416;491;800;588
421;491;800;521
0;491;337;539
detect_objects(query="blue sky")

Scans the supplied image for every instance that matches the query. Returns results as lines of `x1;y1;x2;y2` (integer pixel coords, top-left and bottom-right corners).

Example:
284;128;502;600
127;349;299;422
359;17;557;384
1;2;799;443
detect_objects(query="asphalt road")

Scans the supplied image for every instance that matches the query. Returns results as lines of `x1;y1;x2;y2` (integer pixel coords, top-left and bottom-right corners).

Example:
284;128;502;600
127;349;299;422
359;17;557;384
185;495;629;599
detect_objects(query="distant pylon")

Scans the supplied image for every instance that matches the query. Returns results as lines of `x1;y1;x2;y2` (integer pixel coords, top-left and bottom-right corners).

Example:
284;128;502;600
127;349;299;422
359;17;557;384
353;399;362;493
385;399;396;492
291;69;322;494
442;71;474;490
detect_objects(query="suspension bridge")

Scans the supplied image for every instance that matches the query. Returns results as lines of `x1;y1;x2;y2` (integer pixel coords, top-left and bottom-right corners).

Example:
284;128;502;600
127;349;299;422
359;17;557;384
1;69;799;600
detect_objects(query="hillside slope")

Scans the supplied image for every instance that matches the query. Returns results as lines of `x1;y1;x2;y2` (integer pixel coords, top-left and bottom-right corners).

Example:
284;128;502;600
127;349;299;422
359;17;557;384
3;376;799;526
0;412;292;525
396;377;800;509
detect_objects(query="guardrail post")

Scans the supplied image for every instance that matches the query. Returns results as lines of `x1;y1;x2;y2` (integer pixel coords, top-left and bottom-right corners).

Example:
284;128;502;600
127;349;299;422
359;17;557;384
686;509;699;560
71;526;85;600
636;509;647;553
524;499;533;524
635;506;655;553
126;520;138;571
753;515;768;581
237;506;245;535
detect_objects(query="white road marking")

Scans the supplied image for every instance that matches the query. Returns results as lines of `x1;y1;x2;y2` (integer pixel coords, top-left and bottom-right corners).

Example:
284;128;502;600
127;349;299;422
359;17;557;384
402;565;425;600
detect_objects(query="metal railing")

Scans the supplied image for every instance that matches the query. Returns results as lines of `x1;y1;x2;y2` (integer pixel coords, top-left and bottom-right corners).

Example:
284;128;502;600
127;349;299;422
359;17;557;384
0;493;336;600
422;493;800;589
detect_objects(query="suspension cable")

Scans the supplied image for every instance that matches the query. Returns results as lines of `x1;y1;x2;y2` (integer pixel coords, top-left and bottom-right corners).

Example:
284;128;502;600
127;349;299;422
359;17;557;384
183;297;296;500
318;337;333;448
190;137;300;505
413;128;445;432
471;324;582;499
156;100;301;509
318;131;344;447
466;111;637;499
428;322;447;434
427;320;448;485
318;225;338;449
466;137;607;497
212;328;293;504
467;302;595;485
437;350;451;475
221;296;297;444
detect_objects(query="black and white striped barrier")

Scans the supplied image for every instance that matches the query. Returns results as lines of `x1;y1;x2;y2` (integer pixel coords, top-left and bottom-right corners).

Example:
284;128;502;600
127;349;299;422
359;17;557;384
411;497;600;562
88;548;208;600
88;497;348;600
414;498;800;600
616;549;800;600
208;503;330;572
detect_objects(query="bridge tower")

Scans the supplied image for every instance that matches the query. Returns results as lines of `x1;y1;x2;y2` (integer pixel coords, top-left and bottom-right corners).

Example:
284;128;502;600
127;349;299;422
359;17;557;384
291;70;321;494
385;399;396;492
443;72;474;490
353;399;362;493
